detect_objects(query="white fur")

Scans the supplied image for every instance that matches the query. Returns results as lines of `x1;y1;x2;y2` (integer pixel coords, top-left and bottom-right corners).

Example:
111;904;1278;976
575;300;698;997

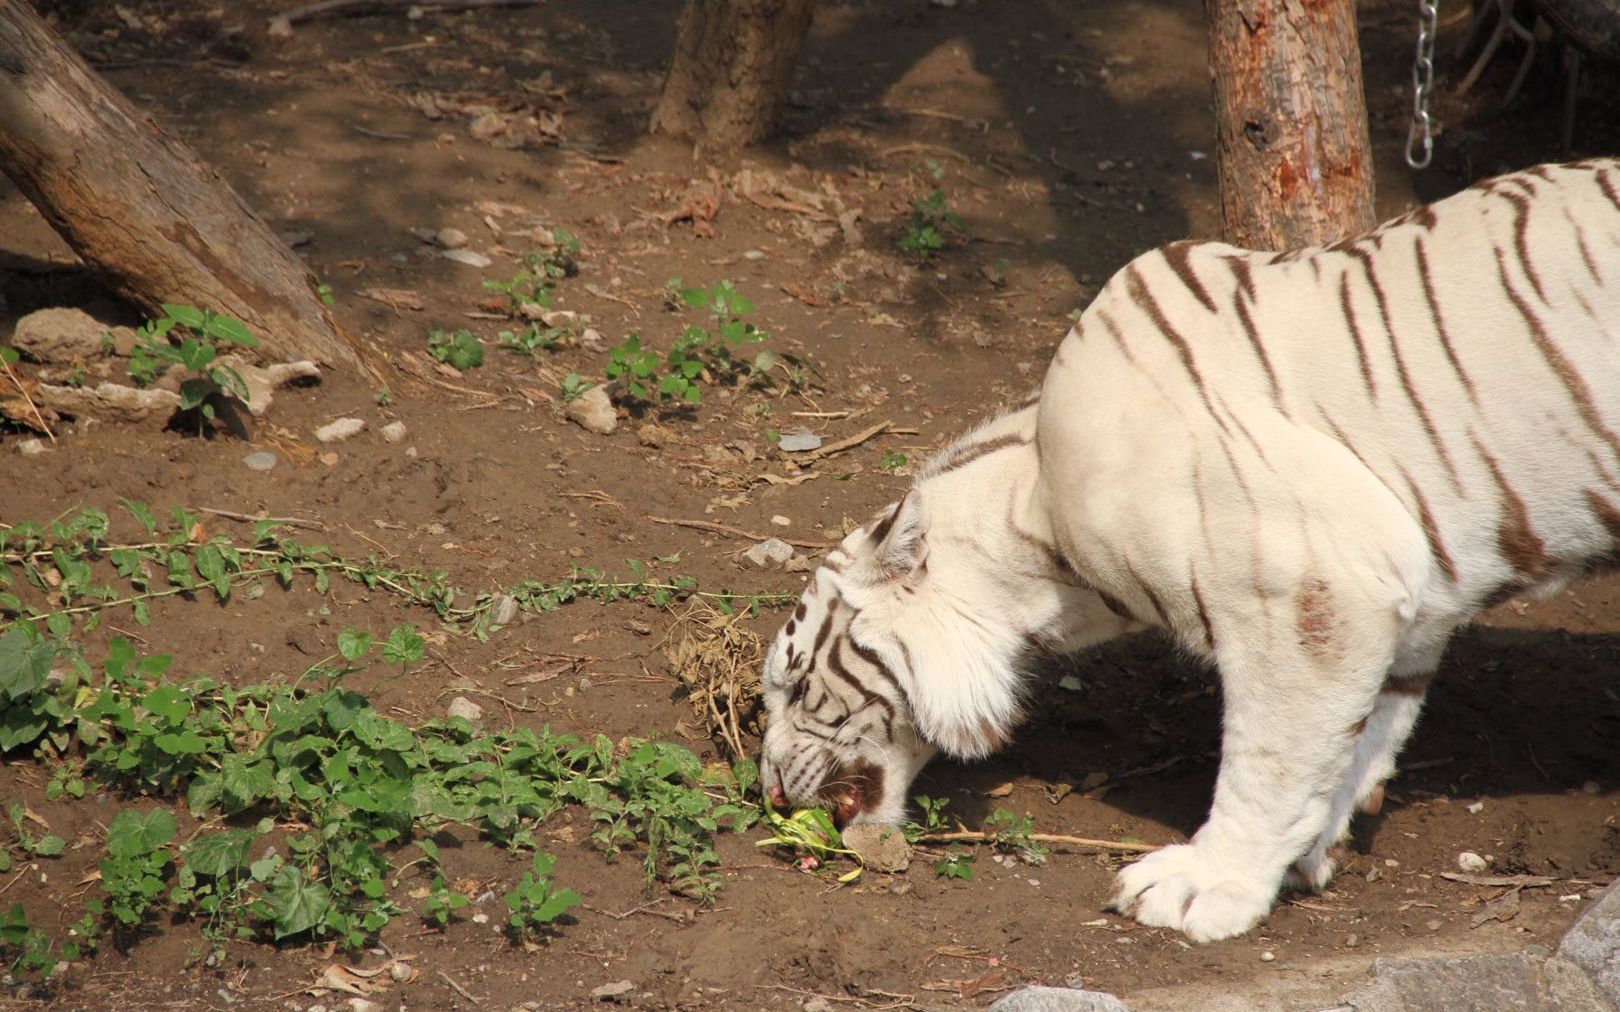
760;160;1620;942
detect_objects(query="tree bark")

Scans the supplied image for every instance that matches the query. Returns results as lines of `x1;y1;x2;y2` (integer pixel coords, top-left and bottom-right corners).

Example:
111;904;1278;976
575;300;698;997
1204;0;1376;250
0;0;354;367
650;0;816;150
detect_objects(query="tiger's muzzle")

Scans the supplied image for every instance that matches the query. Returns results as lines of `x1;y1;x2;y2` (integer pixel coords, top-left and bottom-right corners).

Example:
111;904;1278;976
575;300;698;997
817;758;885;829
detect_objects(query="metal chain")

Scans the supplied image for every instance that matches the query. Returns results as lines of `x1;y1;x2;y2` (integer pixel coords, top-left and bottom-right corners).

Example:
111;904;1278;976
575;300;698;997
1406;0;1439;169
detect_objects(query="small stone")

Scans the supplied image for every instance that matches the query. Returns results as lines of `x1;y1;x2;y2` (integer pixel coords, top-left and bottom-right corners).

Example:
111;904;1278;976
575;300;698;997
1058;675;1084;692
803;999;835;1012
470;912;488;924
1457;851;1488;873
389;962;414;983
580;327;606;352
348;1000;382;1012
489;594;519;626
539;309;579;329
840;823;911;873
315;417;366;443
564;385;618;435
744;538;794;570
770;515;791;527
637;423;675;447
435;227;468;249
16;438;47;457
1467;801;1485;814
988;987;1130;1012
381;421;407;443
447;697;484;723
11;307;119;363
441;248;492;268
1259;951;1276;962
778;428;822;452
742;249;766;260
319;452;339;467
589;980;634;1002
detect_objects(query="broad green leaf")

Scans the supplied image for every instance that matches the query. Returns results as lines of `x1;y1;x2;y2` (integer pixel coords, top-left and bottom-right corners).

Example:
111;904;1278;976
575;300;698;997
107;809;176;859
182;829;251;877
194;544;229;601
266;866;331;939
144;685;190;724
336;629;372;661
0;628;53;700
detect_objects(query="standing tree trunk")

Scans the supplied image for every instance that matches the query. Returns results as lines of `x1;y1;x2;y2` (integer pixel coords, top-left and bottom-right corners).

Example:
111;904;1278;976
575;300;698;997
650;0;816;149
1204;0;1376;250
0;0;355;367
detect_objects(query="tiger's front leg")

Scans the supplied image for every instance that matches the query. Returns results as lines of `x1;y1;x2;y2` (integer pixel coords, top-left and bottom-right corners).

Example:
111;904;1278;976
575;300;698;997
1108;575;1408;942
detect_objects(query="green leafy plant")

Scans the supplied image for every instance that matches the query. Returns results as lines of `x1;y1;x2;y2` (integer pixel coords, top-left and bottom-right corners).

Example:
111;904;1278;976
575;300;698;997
126;304;260;424
934;844;975;881
756;803;863;882
984;808;1049;863
498;323;564;357
604;281;776;406
502;852;579;941
879;449;908;472
419;875;470;928
100;808;177;932
315;282;336;306
483;236;577;317
560;373;594;403
898;162;965;260
905;794;952;842
7;801;64;859
426;328;484;371
2;904;63;979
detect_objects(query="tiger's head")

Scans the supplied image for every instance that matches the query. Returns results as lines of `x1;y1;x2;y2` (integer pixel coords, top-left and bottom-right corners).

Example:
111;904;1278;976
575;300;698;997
757;488;1043;827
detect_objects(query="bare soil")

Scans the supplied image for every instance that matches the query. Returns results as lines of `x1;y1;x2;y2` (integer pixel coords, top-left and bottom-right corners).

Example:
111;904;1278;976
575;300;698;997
3;1;1619;1010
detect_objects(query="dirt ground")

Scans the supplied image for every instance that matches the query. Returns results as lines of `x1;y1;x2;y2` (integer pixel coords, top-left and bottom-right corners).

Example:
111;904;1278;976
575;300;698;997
3;0;1620;1009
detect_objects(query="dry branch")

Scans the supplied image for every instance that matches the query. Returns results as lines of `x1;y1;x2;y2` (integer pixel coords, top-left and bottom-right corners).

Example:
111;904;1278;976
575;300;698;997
916;831;1160;855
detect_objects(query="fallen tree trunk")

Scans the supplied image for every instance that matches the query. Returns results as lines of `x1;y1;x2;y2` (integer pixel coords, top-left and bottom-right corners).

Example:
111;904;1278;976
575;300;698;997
1204;0;1376;249
0;0;354;367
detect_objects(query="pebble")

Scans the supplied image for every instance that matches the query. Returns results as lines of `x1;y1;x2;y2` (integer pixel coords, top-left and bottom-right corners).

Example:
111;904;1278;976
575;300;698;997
588;980;634;1002
242;450;278;471
1467;801;1485;814
777;428;822;452
319;451;340;467
1259;951;1275;962
17;438;47;457
742;248;766;260
435;227;468;249
1457;851;1489;873
770;515;791;526
447;697;484;723
841;823;912;872
489;594;519;626
564;385;618;434
380;421;407;443
315;417;366;443
389;962;414;983
744;537;794;570
441;248;492;268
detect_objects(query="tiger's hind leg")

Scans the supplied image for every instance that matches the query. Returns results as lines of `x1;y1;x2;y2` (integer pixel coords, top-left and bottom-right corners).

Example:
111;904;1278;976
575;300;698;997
1285;642;1442;892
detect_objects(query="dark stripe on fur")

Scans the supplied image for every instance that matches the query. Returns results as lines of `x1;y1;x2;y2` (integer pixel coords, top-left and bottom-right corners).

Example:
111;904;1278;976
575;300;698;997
1161;241;1217;313
1413;237;1478;406
929;433;1029;477
1337;271;1379;399
1125;264;1230;435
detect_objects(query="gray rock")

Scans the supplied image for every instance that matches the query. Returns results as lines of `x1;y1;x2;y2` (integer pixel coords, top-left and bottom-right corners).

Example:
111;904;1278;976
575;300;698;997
216;356;321;418
435;227;468;249
744;537;794;570
1559;877;1620;1005
488;594;519;627
588;980;633;1002
564;385;617;435
989;987;1130;1012
777;427;822;452
315;417;366;443
11;308;121;363
441;248;492;268
16;438;48;457
34;382;180;423
840;823;911;873
446;697;483;724
1339;953;1610;1012
380;421;407;444
243;451;278;471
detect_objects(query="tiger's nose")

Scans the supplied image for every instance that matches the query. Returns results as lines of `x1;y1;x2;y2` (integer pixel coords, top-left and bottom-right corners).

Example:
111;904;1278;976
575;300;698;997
767;770;787;808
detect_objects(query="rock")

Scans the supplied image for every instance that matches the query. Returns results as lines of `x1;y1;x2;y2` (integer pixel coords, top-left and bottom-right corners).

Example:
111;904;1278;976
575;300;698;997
1457;851;1488;873
381;421;408;443
770;515;791;527
489;594;519;626
435;227;468;249
1559;877;1620;1005
744;538;794;570
315;417;366;443
1340;953;1610;1012
388;962;414;983
11;308;121;364
242;451;278;471
539;309;580;329
17;438;47;457
447;697;484;724
441;248;493;268
588;980;633;1002
785;554;815;573
840;823;911;873
637;423;676;448
34;382;180;423
347;1000;382;1012
988;987;1130;1012
580;327;606;352
564;385;617;434
216;356;321;418
777;428;822;452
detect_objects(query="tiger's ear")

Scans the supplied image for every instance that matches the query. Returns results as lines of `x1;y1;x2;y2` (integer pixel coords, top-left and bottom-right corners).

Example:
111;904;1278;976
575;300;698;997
868;492;928;581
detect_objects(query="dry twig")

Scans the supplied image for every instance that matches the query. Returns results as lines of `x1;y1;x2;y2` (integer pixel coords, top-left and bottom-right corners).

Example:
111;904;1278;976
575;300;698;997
916;831;1159;854
643;514;830;550
0;356;54;443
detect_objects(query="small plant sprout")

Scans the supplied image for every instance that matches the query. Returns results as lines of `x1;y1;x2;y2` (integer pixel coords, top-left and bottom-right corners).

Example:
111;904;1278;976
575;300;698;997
127;304;260;428
426;328;484;371
898;161;965;260
935;845;976;881
498;323;564;357
380;623;425;675
560;373;595;403
503;852;580;941
879;449;908;472
603;280;776;406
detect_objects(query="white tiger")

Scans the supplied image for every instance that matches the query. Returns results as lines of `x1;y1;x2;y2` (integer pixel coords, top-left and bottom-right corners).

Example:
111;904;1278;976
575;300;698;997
757;159;1620;942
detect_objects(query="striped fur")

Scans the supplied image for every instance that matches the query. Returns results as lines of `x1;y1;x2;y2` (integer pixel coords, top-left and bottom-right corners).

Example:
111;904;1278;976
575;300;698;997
759;159;1620;942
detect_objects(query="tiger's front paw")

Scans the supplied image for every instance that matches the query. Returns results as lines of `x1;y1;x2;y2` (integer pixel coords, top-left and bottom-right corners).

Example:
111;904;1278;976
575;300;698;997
1108;843;1275;943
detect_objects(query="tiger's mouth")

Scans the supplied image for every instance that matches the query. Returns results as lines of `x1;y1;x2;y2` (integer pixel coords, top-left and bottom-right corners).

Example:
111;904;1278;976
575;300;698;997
820;759;885;829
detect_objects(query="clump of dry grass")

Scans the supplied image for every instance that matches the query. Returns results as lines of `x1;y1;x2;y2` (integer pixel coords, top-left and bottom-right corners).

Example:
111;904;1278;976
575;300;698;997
664;599;767;759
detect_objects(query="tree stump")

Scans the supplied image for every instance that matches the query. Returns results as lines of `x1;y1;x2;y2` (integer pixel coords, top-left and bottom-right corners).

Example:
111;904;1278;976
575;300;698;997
650;0;817;150
1204;0;1376;249
0;0;355;367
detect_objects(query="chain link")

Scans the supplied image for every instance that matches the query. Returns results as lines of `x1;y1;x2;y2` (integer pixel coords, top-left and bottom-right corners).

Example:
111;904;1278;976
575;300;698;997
1406;0;1439;169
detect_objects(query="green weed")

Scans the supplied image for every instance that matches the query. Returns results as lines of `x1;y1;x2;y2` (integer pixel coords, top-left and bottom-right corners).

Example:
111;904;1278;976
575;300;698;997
605;280;776;406
898;161;965;260
426;328;484;371
126;304;260;428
